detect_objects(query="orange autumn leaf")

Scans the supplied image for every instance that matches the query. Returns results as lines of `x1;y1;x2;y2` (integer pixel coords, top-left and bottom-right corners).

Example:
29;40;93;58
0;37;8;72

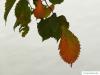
59;27;80;67
33;0;46;19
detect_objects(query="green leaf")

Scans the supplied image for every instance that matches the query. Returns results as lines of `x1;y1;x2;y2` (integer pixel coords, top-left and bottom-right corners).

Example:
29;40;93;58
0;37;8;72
37;13;70;41
49;0;64;4
37;13;61;41
4;0;16;21
58;15;69;29
37;13;59;41
37;19;52;41
15;0;31;25
47;13;61;41
14;0;32;37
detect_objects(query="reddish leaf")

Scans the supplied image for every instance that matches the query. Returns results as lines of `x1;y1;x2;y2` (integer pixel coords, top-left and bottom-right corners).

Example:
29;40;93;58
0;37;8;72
33;0;46;19
59;26;80;67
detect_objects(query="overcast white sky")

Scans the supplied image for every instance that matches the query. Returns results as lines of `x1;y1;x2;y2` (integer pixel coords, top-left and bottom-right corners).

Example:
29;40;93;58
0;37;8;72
0;0;100;75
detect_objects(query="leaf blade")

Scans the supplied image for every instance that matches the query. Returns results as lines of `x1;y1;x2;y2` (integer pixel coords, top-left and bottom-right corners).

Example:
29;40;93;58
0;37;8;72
4;0;16;21
59;25;80;67
14;0;32;37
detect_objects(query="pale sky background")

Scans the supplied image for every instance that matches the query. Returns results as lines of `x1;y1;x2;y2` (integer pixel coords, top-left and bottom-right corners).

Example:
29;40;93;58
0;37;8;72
0;0;100;75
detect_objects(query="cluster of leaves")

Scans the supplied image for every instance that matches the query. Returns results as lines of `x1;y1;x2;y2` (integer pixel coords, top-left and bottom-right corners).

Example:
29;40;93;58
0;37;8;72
4;0;80;67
